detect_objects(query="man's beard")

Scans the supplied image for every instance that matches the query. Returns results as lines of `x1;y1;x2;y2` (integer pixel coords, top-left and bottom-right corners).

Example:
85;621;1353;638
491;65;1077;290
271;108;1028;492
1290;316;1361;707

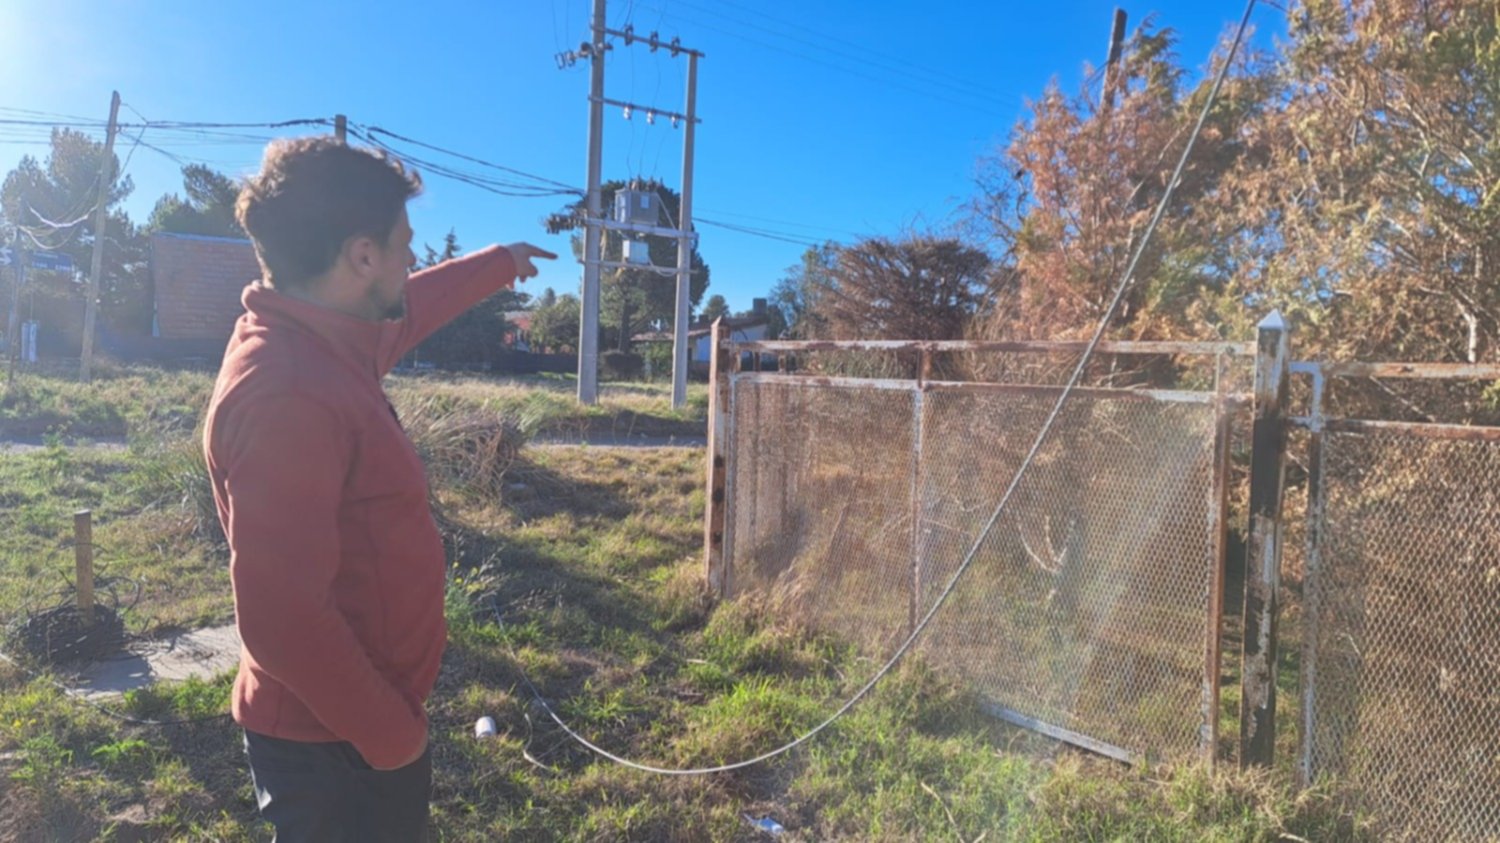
368;286;406;321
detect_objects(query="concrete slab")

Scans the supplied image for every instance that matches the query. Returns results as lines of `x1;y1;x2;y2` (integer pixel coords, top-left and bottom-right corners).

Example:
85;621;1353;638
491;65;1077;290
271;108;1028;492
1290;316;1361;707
68;624;240;699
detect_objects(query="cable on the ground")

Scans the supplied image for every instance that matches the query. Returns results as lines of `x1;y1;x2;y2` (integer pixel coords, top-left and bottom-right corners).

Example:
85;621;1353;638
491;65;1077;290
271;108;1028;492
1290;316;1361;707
488;0;1259;776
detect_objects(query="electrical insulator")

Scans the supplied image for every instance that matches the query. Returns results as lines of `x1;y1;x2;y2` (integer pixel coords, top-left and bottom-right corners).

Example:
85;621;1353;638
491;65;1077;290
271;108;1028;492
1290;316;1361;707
646;110;656;125
623;105;632;120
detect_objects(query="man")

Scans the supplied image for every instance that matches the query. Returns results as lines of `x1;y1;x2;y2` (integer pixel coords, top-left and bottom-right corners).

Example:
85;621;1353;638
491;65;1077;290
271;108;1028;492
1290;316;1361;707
204;136;555;840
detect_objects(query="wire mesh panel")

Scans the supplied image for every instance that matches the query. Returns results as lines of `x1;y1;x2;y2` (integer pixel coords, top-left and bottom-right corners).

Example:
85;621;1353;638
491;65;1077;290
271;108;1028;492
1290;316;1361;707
915;388;1223;760
723;370;1230;762
1304;428;1500;841
726;377;918;659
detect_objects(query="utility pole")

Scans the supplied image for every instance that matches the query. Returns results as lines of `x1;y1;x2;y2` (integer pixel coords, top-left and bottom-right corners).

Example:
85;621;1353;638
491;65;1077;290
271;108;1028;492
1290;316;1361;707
6;232;24;390
1102;8;1128;112
670;52;699;410
334;114;348;143
577;0;608;405
78;90;121;384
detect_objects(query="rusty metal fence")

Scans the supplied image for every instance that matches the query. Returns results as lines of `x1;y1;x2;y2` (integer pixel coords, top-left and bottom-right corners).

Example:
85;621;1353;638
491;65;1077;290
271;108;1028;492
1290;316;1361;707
1292;364;1500;841
703;333;1248;764
701;324;1500;839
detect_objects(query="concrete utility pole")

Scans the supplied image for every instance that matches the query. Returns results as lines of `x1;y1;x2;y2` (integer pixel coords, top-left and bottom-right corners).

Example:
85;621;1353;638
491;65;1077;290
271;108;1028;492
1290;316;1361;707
670;52;699;410
577;0;608;405
334;114;348;143
79;90;121;384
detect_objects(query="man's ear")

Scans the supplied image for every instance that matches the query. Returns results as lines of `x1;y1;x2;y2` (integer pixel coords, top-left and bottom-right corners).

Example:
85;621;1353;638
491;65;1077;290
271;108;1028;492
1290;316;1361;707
342;235;381;278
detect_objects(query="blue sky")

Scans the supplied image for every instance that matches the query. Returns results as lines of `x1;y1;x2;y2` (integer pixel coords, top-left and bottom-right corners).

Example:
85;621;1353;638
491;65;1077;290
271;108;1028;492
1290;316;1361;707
0;0;1276;312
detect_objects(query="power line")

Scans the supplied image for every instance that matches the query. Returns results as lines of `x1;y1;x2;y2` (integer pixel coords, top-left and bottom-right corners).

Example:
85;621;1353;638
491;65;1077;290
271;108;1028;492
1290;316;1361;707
351;128;579;199
361;125;582;193
696;217;820;248
666;0;1020;109
636;4;1019;119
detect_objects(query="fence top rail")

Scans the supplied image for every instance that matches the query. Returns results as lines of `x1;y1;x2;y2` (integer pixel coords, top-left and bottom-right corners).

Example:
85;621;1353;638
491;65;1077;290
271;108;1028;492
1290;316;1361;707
1289;416;1500;442
731;371;1245;405
729;339;1255;357
1299;360;1500;380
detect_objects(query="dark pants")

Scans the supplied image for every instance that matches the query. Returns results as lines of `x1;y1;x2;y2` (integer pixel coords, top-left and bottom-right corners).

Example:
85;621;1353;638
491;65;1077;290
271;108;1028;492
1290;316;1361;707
243;730;431;843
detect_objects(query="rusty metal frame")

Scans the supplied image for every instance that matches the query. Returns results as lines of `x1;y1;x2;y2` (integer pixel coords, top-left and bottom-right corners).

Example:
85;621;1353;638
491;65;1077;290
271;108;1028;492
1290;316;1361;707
729;372;1233;405
712;338;1247;766
734;339;1256;356
1202;354;1234;764
1289;356;1500;793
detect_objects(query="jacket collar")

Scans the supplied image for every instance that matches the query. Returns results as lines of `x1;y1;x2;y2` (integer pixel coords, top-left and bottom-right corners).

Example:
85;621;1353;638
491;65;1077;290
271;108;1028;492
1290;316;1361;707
240;282;399;379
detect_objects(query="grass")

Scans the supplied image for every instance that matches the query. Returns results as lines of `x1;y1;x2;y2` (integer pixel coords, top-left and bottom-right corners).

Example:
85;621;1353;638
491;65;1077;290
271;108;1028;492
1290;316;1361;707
0;365;1372;841
0;361;708;442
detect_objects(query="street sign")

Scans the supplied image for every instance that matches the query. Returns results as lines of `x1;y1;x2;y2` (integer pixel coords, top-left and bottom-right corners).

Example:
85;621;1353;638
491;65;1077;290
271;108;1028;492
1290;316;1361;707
0;247;12;268
27;251;73;273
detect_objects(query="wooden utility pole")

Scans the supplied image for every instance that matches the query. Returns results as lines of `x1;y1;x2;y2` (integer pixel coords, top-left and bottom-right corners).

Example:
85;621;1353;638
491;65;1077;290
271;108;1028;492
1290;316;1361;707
1102;9;1128;111
78;90;121;384
1240;311;1290;768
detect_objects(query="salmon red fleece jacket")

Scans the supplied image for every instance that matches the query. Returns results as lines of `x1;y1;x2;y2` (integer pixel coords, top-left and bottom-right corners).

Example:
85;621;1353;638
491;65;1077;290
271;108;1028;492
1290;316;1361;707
204;247;517;769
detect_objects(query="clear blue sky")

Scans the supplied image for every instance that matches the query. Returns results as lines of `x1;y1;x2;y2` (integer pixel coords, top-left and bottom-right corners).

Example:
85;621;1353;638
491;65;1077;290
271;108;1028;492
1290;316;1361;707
0;0;1276;313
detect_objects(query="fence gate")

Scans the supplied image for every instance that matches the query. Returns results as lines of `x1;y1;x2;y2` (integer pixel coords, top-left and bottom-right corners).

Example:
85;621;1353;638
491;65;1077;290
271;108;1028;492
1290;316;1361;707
702;332;1248;764
1293;362;1500;841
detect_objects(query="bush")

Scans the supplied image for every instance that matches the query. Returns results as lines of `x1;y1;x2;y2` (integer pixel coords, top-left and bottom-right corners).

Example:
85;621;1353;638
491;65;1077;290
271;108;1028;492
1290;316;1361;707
600;350;644;381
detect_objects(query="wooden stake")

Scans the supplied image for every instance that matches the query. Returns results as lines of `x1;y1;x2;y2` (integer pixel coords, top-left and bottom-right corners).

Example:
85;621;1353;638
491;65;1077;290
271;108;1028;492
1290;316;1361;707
74;509;95;625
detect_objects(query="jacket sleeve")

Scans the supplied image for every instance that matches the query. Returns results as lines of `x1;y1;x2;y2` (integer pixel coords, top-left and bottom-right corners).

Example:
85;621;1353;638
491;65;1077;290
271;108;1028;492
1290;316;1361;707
221;392;426;769
377;246;518;375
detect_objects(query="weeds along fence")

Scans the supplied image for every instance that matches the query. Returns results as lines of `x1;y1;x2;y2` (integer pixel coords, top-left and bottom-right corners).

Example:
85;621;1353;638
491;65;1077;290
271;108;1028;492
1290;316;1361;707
700;319;1500;842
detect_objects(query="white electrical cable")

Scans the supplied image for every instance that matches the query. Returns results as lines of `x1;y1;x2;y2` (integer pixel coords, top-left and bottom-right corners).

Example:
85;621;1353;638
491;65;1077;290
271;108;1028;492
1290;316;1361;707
498;0;1260;776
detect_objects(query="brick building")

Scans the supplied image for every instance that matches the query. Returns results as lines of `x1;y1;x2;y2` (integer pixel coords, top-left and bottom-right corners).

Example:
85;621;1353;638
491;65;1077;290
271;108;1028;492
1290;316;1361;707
150;232;259;345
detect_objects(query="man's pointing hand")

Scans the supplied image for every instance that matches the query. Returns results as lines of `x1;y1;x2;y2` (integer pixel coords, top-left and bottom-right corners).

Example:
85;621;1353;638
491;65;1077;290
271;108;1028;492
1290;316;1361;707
505;243;558;281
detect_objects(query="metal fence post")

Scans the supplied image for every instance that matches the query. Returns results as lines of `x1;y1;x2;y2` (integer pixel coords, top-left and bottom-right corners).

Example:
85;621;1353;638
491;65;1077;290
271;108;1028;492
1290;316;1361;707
1297;363;1327;787
1240;311;1291;768
909;350;929;635
703;318;730;595
1202;354;1233;765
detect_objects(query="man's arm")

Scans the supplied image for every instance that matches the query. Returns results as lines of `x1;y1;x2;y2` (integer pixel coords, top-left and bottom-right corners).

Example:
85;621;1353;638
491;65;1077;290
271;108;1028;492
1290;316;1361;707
221;393;426;770
376;243;556;375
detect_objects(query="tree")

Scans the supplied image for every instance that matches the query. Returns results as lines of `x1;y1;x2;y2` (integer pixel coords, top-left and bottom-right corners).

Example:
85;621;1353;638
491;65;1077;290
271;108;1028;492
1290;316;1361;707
410;230;527;369
548;180;710;350
1211;0;1500;368
699;294;730;323
146;164;243;238
769;242;838;339
813;236;992;340
1;128;150;344
420;229;462;270
529;293;581;354
971;21;1273;342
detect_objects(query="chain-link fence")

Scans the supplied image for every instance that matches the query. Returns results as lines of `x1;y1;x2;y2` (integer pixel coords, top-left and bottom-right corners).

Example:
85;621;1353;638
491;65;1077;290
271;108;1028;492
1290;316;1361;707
719;348;1241;763
1301;424;1500;841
